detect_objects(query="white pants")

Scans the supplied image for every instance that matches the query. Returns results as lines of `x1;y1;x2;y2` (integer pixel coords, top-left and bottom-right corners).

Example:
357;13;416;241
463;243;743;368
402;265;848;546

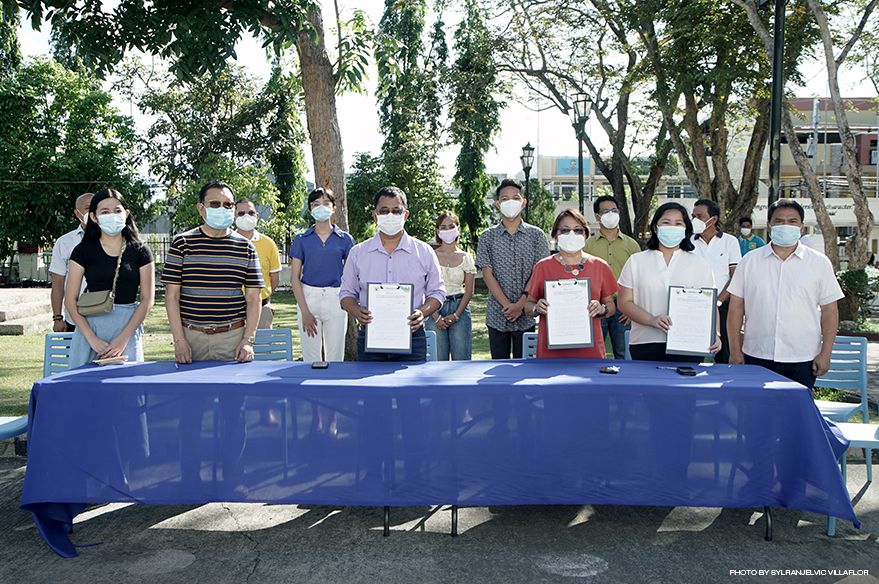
298;284;347;362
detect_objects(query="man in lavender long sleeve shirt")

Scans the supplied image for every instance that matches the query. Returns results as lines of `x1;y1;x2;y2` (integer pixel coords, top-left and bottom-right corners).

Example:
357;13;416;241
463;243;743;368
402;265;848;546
340;186;446;362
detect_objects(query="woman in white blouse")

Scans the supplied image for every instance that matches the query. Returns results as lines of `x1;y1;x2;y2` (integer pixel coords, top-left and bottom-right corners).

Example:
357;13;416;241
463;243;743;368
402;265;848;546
426;211;476;360
617;202;721;362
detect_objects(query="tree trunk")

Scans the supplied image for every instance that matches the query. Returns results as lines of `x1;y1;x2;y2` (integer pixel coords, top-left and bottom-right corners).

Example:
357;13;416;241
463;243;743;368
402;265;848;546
807;0;875;270
294;7;359;361
296;8;349;233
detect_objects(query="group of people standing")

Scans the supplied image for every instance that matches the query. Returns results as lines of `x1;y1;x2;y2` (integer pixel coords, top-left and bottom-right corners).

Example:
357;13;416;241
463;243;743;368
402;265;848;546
50;178;843;398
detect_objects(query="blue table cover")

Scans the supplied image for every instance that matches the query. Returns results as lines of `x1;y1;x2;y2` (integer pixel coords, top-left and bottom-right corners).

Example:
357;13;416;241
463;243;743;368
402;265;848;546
20;359;858;557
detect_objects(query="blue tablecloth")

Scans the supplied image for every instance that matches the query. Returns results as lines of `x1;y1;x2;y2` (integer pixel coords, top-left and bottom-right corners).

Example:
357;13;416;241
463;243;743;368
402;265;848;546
21;359;858;557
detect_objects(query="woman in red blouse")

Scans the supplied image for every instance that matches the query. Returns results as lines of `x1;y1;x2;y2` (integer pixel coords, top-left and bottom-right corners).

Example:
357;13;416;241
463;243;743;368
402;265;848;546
524;209;619;358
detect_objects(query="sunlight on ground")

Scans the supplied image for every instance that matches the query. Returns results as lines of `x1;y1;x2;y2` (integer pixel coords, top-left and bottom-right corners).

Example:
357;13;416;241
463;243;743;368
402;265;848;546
149;503;310;531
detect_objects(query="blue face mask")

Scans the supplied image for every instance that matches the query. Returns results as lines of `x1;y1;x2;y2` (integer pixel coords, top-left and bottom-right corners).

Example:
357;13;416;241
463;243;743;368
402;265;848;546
97;213;126;236
657;226;686;248
770;224;802;247
205;206;235;230
311;205;333;222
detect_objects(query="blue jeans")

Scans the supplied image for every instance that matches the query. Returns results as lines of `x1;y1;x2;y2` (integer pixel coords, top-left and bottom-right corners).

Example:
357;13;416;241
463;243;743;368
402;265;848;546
600;305;631;360
424;297;472;361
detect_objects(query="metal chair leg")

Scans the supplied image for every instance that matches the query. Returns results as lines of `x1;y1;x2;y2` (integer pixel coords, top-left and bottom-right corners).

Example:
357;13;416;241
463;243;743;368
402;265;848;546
764;506;773;541
383;506;390;537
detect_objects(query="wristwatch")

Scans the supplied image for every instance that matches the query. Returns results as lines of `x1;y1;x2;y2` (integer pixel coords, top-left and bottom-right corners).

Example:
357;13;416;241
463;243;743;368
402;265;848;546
244;335;256;344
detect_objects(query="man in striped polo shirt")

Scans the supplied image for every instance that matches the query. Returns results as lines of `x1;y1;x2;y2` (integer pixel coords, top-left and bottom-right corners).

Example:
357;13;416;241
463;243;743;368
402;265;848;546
162;181;264;363
162;181;264;496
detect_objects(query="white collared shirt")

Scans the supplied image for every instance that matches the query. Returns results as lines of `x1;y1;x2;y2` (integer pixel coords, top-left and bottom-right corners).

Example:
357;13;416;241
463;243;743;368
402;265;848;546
48;225;86;322
691;230;741;291
618;249;715;345
727;243;843;363
48;225;84;277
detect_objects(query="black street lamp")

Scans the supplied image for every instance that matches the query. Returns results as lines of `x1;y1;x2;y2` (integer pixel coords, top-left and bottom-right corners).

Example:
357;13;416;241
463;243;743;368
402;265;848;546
570;93;593;216
520;142;535;222
761;0;788;206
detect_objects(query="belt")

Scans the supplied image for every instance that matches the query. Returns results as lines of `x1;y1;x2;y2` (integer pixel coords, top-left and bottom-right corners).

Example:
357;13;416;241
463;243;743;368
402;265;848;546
184;320;246;335
262;298;270;306
446;293;464;301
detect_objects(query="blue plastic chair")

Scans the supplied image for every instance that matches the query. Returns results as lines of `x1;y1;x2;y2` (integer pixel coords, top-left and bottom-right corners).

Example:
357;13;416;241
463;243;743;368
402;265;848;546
624;330;632;360
827;422;879;536
522;332;538;359
0;417;28;440
424;330;437;362
813;337;872;483
43;331;75;378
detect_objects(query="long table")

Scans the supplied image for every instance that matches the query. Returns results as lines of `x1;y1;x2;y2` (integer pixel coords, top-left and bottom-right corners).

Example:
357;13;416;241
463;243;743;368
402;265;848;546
20;359;859;557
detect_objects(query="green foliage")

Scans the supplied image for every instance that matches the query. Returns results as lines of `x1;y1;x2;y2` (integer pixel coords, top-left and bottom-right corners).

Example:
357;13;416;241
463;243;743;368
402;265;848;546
836;267;879;321
17;0;316;81
0;5;20;79
344;153;385;242
526;179;556;235
333;9;374;95
450;0;504;249
374;0;449;244
118;59;307;237
0;57;152;261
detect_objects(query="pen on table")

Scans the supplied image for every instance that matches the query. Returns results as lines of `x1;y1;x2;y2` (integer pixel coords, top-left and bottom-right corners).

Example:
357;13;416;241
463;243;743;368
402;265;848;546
656;366;677;370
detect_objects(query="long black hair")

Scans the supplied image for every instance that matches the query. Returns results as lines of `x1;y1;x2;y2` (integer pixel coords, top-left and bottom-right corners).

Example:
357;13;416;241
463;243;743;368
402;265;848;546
83;189;142;244
645;202;694;251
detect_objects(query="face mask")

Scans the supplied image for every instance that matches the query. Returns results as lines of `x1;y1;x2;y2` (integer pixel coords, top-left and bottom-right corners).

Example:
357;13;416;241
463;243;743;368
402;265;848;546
557;232;586;253
376;212;405;236
691;218;707;235
600;212;620;230
235;214;258;231
770;224;802;247
76;211;89;228
438;227;459;244
499;199;523;219
311;205;333;223
657;226;686;248
204;206;235;230
98;213;126;236
740;228;752;237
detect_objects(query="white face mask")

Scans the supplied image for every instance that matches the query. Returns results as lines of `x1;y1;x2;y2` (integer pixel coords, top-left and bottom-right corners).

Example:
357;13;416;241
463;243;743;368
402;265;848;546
376;212;405;236
691;218;707;235
740;228;751;237
235;214;258;231
438;227;459;244
557;232;586;253
499;199;523;219
600;212;620;230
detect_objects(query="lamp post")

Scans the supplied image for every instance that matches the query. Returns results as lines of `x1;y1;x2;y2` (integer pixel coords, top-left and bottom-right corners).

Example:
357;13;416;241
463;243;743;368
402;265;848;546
761;0;788;206
167;195;178;236
520;142;535;223
570;93;593;216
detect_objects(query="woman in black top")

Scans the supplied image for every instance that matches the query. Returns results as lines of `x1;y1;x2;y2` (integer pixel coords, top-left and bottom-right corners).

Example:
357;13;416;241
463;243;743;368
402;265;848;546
65;189;155;368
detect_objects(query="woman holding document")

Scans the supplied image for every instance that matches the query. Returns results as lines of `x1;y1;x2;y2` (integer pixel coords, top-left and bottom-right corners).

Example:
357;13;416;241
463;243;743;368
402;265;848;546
524;209;618;358
617;202;720;362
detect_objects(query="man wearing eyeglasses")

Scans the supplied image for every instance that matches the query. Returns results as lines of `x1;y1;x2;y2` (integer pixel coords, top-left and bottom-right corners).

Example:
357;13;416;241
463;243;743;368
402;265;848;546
584;195;642;360
162;182;265;364
340;186;446;361
162;181;264;497
235;198;281;331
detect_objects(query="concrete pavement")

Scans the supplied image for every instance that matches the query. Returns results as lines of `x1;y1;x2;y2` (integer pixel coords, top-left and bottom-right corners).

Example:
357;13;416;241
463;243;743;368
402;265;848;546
2;454;878;582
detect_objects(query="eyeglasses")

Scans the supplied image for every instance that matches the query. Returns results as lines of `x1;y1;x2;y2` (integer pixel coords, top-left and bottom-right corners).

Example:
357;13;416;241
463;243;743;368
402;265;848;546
204;200;234;209
557;228;587;236
236;210;257;216
376;208;405;215
598;208;619;215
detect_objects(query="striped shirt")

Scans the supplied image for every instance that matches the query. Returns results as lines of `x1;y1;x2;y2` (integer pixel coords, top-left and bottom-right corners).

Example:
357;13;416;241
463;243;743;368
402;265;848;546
161;227;264;325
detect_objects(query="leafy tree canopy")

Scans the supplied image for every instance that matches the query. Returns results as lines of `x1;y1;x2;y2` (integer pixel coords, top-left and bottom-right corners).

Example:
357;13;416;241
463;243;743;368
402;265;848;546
0;57;151;261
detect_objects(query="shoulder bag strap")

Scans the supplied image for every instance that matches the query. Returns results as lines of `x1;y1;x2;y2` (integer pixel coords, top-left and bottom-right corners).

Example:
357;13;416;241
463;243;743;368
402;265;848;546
109;241;126;298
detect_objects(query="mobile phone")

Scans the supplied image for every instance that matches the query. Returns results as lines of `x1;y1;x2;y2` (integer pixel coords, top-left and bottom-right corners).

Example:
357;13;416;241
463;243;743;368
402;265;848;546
312;361;329;369
600;366;620;374
676;366;697;376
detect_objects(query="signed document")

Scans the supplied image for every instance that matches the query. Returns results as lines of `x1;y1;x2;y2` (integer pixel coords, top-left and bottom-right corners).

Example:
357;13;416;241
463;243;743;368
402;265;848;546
365;283;414;353
665;286;717;357
545;278;594;349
